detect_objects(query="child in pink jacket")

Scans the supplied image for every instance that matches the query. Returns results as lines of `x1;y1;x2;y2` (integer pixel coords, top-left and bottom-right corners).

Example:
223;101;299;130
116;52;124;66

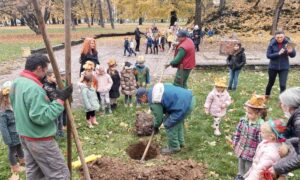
204;78;232;136
96;65;113;114
244;119;288;180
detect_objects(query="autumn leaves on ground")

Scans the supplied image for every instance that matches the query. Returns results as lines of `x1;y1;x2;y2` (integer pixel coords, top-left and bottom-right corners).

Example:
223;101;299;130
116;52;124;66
1;69;300;179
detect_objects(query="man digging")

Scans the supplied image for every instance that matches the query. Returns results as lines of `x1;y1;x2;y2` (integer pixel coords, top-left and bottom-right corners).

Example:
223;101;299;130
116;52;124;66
10;54;73;179
165;30;196;89
136;83;195;155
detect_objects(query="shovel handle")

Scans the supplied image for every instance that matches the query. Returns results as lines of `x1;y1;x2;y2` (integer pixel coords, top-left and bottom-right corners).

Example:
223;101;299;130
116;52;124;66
140;130;155;162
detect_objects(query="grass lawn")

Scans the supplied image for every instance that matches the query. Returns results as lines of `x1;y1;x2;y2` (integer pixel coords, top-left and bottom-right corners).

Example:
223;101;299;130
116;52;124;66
0;69;300;179
0;23;169;62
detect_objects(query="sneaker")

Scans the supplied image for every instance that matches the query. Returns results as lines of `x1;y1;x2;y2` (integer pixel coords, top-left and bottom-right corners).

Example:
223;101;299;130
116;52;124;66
160;147;181;155
214;128;221;136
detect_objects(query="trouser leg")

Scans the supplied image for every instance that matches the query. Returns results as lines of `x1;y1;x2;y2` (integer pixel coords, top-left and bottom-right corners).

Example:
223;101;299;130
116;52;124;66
233;69;241;90
279;70;289;93
177;121;185;147
8;145;18;166
166;123;180;150
265;69;278;96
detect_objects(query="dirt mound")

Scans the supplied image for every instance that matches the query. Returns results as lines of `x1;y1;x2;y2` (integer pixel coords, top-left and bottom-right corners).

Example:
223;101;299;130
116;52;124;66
126;141;159;160
82;157;206;180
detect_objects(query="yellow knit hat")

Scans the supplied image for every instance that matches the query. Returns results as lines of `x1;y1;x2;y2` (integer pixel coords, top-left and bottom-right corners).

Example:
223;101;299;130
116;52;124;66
245;93;267;109
214;77;227;88
1;81;12;96
107;59;117;67
136;56;145;64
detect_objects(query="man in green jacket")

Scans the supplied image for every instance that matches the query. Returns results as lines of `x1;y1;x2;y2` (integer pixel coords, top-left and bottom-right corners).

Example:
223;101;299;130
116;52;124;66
10;54;73;179
165;30;196;89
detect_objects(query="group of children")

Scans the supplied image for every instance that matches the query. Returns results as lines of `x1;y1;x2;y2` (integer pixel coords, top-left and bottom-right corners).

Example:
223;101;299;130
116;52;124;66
204;77;289;180
79;55;150;128
145;33;166;54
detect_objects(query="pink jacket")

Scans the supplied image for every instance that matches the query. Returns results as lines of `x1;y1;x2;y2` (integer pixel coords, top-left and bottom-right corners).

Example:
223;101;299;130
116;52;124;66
96;73;113;93
244;140;281;180
204;88;232;117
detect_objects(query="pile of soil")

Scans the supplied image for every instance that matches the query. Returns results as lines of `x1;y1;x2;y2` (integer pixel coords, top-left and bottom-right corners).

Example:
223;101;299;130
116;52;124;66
204;1;300;34
135;111;154;136
126;141;159;160
81;157;206;180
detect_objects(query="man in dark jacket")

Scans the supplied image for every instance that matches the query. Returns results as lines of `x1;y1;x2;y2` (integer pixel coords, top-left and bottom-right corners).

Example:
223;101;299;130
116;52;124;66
265;31;296;99
134;27;142;52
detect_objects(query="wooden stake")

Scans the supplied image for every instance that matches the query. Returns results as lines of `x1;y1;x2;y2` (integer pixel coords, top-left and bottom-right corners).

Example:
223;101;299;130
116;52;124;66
31;0;91;179
64;0;72;178
140;131;155;162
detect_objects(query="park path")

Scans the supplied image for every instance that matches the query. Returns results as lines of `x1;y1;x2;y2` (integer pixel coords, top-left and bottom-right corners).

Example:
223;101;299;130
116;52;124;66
0;37;178;108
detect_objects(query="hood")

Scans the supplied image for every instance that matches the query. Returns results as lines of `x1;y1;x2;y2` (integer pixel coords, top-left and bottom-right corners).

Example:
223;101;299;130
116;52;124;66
233;47;245;55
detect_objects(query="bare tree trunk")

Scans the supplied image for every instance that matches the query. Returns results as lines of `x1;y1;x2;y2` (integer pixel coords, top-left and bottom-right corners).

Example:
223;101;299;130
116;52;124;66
97;0;105;27
218;0;226;15
271;0;285;35
195;0;202;28
80;0;91;27
106;0;114;29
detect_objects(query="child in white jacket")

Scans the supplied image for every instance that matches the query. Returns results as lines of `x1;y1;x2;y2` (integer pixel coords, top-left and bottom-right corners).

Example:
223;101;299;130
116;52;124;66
244;119;288;180
204;77;232;136
96;65;113;114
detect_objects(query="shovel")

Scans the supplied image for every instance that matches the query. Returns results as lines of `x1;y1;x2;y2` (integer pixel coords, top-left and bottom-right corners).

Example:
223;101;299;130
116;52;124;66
140;130;155;162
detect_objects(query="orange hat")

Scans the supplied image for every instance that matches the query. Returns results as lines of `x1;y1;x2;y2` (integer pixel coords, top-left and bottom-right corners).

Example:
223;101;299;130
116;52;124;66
245;93;267;109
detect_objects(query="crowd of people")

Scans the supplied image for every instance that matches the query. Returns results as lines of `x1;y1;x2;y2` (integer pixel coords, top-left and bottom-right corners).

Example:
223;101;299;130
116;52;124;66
0;22;299;180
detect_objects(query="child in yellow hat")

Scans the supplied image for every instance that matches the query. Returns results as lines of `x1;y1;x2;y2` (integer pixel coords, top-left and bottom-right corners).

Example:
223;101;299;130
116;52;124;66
204;77;232;136
107;59;121;110
232;94;268;180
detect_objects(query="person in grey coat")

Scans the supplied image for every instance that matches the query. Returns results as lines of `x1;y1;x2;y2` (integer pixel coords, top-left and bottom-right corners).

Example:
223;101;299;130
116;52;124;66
269;87;300;178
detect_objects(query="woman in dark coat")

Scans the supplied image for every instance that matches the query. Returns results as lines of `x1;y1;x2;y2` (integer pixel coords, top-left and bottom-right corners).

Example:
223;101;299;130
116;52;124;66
226;42;246;91
269;87;300;178
79;37;100;74
107;59;120;110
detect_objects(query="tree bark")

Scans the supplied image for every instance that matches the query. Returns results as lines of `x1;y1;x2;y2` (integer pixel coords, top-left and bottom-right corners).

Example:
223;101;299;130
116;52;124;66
195;0;202;28
218;0;226;15
106;0;114;29
80;0;91;27
97;0;105;27
271;0;285;35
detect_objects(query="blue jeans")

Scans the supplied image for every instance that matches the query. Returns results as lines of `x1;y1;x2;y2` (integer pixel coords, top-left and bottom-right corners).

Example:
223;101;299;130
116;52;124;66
228;69;241;90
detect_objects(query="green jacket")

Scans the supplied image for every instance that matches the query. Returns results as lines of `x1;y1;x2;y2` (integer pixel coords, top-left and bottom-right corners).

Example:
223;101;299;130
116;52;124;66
10;70;64;138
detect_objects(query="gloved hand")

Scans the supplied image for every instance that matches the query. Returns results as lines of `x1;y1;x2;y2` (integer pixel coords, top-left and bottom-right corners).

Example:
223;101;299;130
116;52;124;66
153;127;159;135
56;85;73;101
164;63;171;69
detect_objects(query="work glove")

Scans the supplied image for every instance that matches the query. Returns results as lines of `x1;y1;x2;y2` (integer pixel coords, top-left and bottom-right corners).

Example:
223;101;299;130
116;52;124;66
153;127;159;135
56;85;73;101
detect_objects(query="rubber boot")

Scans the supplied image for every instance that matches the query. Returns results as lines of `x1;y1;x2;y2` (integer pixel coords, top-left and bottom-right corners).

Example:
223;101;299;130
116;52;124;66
87;119;94;128
91;116;99;125
160;147;181;155
213;117;221;136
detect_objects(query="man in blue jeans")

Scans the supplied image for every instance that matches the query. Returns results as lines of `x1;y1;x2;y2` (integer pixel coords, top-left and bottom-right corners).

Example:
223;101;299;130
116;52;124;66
265;31;296;99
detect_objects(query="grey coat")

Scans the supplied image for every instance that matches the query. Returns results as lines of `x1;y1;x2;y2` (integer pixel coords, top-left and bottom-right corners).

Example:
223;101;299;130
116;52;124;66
0;109;21;146
274;107;300;175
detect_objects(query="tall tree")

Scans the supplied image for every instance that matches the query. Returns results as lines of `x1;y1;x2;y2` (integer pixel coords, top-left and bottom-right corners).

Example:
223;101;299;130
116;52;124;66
97;0;105;27
271;0;285;35
106;0;114;29
80;0;91;27
195;0;202;28
218;0;226;15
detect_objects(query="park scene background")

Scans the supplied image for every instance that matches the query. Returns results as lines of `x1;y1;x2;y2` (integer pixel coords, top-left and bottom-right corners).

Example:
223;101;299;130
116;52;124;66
0;0;300;179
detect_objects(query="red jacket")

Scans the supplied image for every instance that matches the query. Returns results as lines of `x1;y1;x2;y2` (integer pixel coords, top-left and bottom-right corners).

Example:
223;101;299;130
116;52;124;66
174;38;196;69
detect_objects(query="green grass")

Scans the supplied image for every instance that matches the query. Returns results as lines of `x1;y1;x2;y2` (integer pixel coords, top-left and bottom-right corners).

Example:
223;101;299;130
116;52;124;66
1;69;300;179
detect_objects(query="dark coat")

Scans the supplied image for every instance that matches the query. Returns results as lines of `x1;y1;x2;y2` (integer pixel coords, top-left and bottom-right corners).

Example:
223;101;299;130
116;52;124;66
274;107;300;175
192;29;201;44
43;80;57;101
0;109;20;147
226;48;246;70
79;51;99;73
124;39;130;48
267;37;296;70
134;29;142;40
108;69;121;98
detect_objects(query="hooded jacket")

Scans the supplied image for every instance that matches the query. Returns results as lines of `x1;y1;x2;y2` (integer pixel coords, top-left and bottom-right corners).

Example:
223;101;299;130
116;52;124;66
226;48;246;70
266;37;296;70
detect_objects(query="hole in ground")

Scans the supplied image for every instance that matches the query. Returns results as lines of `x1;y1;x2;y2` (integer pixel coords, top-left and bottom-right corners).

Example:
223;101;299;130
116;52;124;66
126;141;159;161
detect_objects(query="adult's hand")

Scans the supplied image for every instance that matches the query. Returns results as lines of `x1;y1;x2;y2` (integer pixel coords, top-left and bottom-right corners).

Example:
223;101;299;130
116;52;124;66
287;47;293;54
56;85;73;101
164;64;171;69
153;127;159;135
